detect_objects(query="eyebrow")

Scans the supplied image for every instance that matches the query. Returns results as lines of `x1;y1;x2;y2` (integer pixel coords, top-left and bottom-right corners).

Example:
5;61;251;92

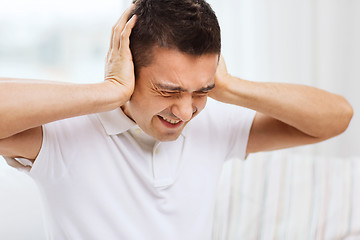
195;84;216;92
155;83;215;92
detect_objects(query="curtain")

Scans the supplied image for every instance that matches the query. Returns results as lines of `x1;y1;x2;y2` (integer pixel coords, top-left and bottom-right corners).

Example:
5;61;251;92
213;151;360;239
208;0;360;238
207;0;360;158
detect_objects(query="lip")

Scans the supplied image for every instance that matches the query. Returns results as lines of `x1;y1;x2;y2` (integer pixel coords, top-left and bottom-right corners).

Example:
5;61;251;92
158;115;184;129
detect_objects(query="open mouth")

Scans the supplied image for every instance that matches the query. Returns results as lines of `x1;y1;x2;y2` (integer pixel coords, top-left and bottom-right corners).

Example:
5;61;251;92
158;115;183;128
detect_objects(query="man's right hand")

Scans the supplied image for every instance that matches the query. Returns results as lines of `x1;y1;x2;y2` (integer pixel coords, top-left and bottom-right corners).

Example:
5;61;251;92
105;5;137;103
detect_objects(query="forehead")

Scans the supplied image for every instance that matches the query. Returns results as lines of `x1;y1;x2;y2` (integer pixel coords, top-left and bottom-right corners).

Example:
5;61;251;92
138;47;219;90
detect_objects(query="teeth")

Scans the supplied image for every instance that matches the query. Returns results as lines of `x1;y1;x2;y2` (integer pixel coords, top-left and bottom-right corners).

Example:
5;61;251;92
160;116;181;124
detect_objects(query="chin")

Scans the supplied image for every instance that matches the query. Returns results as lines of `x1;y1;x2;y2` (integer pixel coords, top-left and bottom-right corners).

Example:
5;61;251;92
154;131;182;142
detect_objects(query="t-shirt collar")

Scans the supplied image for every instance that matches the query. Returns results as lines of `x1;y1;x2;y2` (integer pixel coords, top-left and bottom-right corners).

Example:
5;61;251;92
96;107;136;135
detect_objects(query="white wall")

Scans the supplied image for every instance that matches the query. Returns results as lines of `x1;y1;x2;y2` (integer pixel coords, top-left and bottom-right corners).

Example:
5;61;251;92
0;0;128;238
1;0;358;156
207;0;360;158
0;159;47;239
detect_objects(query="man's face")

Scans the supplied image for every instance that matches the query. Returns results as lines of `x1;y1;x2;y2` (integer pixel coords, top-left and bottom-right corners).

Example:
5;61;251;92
122;47;219;141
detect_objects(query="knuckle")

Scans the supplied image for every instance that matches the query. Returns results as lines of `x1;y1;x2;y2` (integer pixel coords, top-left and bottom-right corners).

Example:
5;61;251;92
113;25;120;32
120;33;127;40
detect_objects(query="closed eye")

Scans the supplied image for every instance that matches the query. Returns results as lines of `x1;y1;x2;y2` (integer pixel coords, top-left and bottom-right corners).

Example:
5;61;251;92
193;91;210;97
160;91;209;98
160;91;181;98
194;91;209;94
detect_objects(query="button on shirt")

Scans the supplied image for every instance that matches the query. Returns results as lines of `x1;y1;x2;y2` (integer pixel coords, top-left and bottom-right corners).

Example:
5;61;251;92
28;98;256;240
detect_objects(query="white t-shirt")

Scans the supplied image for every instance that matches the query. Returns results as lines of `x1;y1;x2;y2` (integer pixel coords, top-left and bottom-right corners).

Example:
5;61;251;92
28;98;256;240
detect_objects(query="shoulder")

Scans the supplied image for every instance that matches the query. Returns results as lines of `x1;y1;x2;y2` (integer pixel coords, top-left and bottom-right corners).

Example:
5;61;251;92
183;98;256;160
195;98;255;124
185;98;255;135
43;114;105;141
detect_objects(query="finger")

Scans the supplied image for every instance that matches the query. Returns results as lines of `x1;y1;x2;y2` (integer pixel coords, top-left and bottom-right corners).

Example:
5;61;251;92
107;14;137;63
110;4;136;50
119;15;137;55
107;5;135;62
115;3;136;27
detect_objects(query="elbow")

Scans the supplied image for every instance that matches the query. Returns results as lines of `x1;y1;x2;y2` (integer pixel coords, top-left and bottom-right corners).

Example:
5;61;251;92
339;98;354;133
326;97;354;138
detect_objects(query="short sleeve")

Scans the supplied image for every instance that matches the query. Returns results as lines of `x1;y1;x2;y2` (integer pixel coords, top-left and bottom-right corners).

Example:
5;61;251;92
223;104;256;160
5;124;56;176
29;123;65;182
199;99;256;161
29;114;103;182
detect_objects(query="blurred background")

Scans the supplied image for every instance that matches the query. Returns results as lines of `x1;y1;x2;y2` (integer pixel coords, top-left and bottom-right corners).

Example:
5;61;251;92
0;0;359;239
0;0;358;157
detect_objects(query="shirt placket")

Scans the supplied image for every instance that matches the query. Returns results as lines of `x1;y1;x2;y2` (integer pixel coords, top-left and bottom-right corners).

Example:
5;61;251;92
151;136;184;188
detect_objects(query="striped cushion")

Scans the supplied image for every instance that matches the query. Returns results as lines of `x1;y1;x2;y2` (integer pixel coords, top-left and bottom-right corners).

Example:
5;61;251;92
213;151;360;239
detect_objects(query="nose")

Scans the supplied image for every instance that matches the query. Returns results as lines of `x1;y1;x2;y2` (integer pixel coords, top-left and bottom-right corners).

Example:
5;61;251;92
171;94;196;122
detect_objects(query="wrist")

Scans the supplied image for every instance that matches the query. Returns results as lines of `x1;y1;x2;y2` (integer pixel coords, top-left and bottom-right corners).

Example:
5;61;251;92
98;81;133;110
210;74;236;103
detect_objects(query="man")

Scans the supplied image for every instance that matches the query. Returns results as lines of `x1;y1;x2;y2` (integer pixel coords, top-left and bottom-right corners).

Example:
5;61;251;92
0;0;353;239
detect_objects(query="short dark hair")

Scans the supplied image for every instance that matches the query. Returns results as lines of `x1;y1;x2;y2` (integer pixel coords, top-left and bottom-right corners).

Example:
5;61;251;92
129;0;221;75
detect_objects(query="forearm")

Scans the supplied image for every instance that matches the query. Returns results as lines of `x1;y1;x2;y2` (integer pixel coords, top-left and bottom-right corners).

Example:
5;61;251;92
0;79;127;138
214;75;353;138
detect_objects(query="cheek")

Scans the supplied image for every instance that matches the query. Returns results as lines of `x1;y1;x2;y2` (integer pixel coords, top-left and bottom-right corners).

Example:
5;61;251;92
152;98;175;114
194;96;208;111
130;93;171;117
